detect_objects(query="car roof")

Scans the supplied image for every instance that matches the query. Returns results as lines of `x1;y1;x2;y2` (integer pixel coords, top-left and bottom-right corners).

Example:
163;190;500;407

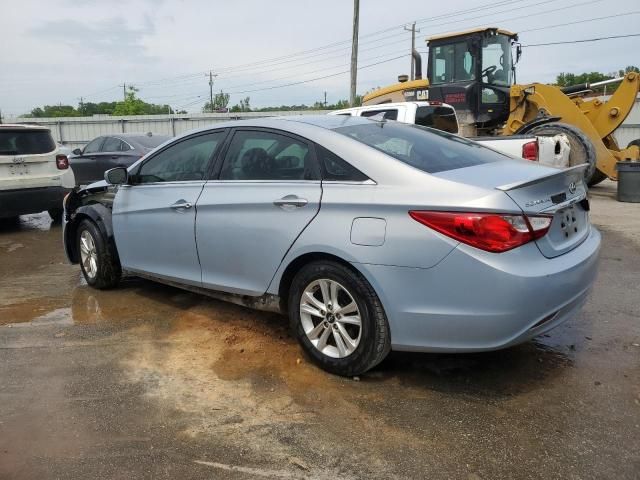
0;123;50;131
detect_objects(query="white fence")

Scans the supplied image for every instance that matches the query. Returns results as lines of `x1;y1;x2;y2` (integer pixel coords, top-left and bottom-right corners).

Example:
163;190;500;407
4;111;328;148
4;98;639;150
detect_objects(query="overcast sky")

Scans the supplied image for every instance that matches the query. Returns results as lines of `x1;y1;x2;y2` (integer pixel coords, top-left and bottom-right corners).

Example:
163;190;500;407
1;0;639;116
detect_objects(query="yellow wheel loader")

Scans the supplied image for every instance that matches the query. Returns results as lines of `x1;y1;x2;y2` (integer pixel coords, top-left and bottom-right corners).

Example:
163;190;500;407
362;27;640;185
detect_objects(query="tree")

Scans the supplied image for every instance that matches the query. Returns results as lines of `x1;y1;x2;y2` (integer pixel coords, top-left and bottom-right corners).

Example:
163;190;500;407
203;90;230;112
112;86;147;115
231;97;252;112
555;66;639;94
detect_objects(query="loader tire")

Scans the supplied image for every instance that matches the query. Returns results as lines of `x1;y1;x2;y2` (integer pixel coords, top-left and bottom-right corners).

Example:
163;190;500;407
527;122;599;186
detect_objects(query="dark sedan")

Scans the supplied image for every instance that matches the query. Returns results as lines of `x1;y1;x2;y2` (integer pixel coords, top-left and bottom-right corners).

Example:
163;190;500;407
70;133;171;186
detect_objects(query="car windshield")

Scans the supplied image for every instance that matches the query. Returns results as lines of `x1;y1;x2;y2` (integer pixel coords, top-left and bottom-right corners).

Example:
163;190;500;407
0;129;56;155
333;121;507;174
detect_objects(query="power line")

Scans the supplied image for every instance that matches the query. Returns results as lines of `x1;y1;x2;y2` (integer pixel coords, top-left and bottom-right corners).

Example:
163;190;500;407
519;10;640;33
522;33;640;47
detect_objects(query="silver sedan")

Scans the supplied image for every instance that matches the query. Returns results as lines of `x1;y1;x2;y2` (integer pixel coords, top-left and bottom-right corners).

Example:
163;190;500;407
62;115;600;376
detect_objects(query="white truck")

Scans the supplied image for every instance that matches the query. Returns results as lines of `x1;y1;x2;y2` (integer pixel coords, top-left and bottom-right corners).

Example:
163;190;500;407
329;101;570;166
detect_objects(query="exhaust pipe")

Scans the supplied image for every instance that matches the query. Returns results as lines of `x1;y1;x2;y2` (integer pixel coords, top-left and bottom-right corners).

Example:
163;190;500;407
412;49;422;80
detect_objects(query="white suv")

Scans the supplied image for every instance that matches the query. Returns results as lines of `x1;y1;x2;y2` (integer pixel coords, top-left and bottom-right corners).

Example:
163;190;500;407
0;124;75;220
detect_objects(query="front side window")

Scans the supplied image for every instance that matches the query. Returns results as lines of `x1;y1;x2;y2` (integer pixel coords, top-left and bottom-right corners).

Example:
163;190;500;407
481;34;512;87
219;130;315;181
83;137;104;154
334;121;506;174
137;131;224;183
430;42;475;84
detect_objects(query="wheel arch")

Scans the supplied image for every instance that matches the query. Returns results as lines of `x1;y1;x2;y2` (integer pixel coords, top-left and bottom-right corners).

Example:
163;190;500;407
65;204;117;264
275;251;368;313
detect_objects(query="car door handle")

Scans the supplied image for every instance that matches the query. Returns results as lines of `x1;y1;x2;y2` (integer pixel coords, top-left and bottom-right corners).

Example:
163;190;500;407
170;200;192;210
273;195;308;208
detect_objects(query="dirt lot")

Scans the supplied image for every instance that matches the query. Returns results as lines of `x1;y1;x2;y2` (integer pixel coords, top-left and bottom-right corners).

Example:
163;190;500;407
0;181;638;479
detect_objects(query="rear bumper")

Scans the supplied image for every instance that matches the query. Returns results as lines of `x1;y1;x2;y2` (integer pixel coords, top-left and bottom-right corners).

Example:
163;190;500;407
354;226;601;352
0;186;70;218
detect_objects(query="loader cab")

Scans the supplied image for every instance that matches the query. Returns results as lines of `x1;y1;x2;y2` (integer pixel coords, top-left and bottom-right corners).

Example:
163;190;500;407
426;28;518;135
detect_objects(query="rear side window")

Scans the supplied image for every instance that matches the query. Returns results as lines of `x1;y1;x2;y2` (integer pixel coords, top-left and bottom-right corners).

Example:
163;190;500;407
0;129;56;155
219;130;317;181
361;109;398;121
333;121;506;174
415;106;459;134
316;145;368;182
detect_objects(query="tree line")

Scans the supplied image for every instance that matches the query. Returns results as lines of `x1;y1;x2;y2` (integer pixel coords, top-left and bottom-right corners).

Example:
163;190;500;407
22;65;638;118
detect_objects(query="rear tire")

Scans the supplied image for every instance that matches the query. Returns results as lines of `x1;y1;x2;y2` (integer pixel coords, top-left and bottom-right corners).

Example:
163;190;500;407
76;219;121;289
288;261;391;376
528;122;599;186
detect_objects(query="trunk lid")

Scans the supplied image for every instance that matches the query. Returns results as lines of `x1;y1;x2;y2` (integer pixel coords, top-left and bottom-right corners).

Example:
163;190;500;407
496;164;589;258
434;161;589;258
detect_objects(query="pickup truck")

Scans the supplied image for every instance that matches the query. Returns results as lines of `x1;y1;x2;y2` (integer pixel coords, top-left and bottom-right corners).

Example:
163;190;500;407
329;101;570;165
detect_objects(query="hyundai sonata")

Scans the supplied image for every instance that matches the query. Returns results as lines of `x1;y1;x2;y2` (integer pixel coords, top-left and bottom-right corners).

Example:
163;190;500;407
62;116;600;376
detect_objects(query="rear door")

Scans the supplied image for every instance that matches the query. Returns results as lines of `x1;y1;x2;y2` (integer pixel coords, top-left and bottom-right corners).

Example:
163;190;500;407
113;130;227;285
71;136;105;185
196;128;322;295
100;137;139;172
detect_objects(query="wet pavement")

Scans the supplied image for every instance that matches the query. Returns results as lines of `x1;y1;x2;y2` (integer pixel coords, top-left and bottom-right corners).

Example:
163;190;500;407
0;181;638;479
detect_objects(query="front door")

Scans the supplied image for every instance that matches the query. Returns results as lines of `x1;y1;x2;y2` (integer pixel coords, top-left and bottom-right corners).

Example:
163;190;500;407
112;131;227;286
196;128;322;295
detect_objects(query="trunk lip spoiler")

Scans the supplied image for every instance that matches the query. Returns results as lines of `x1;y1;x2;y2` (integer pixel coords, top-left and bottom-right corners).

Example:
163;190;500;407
495;164;587;192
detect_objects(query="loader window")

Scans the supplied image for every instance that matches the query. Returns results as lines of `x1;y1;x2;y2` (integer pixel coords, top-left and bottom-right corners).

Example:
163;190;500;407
430;42;475;84
481;34;512;87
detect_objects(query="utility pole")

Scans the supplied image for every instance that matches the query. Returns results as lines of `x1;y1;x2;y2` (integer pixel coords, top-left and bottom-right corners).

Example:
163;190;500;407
350;0;360;107
207;70;218;113
119;83;127;101
404;22;421;80
78;97;84;116
324;91;327;108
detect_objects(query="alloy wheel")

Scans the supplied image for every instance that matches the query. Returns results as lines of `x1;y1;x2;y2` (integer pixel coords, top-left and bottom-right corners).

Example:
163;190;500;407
79;230;98;280
299;278;362;358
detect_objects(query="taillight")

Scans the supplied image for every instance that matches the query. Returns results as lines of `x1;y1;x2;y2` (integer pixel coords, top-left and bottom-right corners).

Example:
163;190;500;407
409;211;553;253
56;154;69;169
522;140;538;161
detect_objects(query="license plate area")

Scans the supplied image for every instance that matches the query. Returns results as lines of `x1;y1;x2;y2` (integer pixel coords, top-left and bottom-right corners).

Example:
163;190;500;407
9;164;30;176
535;204;590;258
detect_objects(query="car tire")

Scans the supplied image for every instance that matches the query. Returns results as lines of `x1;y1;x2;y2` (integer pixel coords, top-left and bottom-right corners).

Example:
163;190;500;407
48;208;64;222
288;261;391;376
76;219;121;289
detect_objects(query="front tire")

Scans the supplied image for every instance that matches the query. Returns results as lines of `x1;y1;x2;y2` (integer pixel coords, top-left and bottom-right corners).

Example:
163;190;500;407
76;219;121;289
288;261;390;376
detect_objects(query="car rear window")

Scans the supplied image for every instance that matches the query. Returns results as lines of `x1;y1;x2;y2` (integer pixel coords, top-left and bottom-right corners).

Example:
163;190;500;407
0;129;56;155
333;121;507;174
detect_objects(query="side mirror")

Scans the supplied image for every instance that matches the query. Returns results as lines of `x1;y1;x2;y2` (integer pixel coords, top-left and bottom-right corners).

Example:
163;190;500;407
104;167;128;185
72;148;82;156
